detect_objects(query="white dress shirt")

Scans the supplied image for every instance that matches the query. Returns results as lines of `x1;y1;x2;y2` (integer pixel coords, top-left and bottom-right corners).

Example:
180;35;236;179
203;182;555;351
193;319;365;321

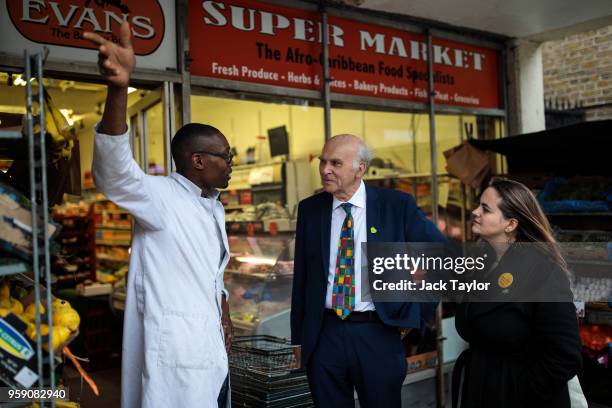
325;181;375;311
92;127;230;408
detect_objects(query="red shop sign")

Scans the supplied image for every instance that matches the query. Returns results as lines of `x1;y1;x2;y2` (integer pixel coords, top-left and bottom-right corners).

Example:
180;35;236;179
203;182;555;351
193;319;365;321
7;0;165;55
188;0;501;109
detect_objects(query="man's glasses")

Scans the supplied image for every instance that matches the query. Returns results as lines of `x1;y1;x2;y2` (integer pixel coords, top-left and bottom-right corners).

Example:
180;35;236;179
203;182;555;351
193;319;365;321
192;150;234;164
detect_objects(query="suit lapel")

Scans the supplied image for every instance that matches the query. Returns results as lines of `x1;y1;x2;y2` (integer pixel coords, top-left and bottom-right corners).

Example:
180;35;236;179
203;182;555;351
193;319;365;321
366;185;381;243
465;247;520;319
320;193;333;278
366;185;383;311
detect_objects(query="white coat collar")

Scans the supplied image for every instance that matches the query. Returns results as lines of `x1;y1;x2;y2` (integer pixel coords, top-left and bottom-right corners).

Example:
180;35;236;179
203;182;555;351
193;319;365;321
170;172;220;200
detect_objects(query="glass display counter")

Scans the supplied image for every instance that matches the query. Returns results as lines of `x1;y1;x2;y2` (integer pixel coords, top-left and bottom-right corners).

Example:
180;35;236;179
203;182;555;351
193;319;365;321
224;234;294;339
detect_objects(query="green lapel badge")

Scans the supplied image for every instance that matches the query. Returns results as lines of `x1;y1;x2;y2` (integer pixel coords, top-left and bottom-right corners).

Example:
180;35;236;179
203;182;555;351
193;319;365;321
370;227;377;234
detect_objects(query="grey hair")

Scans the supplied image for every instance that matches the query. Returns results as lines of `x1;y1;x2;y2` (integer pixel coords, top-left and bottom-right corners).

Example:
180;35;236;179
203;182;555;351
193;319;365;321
353;141;374;170
327;134;374;171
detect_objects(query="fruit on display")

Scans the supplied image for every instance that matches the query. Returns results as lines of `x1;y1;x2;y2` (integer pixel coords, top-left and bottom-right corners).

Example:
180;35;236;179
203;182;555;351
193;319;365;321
23;302;45;321
26;323;70;351
0;279;81;352
52;298;70;309
22;302;80;351
53;306;80;332
49;326;72;350
580;324;612;351
26;323;49;339
0;282;24;315
25;322;72;350
29;398;80;408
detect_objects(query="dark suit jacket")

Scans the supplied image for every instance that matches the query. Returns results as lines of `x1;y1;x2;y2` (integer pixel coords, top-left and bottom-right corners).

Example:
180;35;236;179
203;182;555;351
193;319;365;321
290;184;447;366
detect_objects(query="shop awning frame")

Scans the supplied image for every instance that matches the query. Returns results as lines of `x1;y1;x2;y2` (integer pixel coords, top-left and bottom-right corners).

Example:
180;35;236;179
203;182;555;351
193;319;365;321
469;120;612;176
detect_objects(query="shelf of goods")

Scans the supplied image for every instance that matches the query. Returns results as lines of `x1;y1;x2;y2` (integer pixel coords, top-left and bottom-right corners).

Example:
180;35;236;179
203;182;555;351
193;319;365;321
0;50;83;402
529;175;612;403
513;175;612;299
92;199;131;285
225;209;295;234
221;160;311;228
52;203;96;286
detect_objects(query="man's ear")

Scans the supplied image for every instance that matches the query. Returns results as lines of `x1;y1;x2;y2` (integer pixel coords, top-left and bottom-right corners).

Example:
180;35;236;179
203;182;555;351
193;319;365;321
191;153;206;170
357;162;367;178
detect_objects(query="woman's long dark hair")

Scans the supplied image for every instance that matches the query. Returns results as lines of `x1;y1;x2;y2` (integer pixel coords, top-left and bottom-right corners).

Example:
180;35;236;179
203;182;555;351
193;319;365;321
487;177;569;274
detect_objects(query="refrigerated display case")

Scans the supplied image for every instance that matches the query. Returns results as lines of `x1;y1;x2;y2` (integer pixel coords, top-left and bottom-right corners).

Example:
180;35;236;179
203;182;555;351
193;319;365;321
225;234;294;339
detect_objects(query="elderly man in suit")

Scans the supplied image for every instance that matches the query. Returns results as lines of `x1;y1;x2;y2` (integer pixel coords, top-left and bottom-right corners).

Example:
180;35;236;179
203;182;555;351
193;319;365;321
291;134;446;407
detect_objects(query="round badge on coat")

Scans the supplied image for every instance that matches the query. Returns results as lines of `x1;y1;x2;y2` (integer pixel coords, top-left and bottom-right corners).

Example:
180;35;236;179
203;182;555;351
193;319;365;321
498;272;514;289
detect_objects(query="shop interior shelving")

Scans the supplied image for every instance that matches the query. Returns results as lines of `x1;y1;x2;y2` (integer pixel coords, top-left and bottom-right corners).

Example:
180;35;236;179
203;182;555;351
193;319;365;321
507;173;612;404
52;210;96;286
0;49;59;406
87;190;132;280
221;160;311;230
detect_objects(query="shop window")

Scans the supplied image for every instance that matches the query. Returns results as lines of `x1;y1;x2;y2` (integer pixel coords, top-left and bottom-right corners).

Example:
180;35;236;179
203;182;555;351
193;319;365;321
330;107;504;239
330;108;481;176
144;102;166;175
190;95;324;190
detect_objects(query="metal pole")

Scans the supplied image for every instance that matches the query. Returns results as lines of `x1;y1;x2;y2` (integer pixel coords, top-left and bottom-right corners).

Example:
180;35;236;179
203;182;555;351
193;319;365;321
177;0;191;127
426;31;439;222
459;117;467;246
36;53;56;397
130;116;137;159
320;2;331;141
140;111;148;172
500;45;510;174
426;30;445;408
25;50;44;390
163;81;174;174
411;115;418;203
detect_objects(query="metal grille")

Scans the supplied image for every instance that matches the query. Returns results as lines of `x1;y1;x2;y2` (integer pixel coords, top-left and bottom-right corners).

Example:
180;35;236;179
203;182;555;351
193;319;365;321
230;336;313;408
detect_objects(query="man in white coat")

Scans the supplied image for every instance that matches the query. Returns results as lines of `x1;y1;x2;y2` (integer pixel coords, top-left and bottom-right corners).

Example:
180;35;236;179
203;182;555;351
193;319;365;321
84;23;233;407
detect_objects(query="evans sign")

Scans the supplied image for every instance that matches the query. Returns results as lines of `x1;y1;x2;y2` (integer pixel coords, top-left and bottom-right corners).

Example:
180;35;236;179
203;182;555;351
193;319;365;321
7;0;165;55
1;0;176;70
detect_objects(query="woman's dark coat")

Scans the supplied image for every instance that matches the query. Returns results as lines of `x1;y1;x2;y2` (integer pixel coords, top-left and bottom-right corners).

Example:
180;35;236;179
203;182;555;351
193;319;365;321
453;244;583;408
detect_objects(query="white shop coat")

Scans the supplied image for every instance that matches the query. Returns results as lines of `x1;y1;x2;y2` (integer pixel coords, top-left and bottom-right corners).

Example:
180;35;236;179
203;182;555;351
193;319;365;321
93;128;230;408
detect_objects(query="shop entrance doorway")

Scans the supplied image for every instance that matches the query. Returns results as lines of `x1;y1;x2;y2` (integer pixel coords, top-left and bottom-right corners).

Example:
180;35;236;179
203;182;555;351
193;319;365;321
127;82;175;175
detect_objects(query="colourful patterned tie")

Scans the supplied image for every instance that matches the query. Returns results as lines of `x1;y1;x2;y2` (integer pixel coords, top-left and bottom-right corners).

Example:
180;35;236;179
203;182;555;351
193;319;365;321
332;203;355;319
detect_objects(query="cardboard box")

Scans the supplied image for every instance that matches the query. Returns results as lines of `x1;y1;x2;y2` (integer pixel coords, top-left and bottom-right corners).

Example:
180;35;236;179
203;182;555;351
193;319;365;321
406;351;438;374
0;314;39;387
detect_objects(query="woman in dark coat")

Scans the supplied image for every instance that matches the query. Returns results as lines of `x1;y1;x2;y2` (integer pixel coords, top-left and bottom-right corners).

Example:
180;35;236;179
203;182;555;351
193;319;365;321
453;178;582;408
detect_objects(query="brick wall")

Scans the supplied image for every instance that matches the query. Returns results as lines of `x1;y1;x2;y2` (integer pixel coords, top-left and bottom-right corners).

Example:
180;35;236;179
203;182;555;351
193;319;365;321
542;25;612;120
